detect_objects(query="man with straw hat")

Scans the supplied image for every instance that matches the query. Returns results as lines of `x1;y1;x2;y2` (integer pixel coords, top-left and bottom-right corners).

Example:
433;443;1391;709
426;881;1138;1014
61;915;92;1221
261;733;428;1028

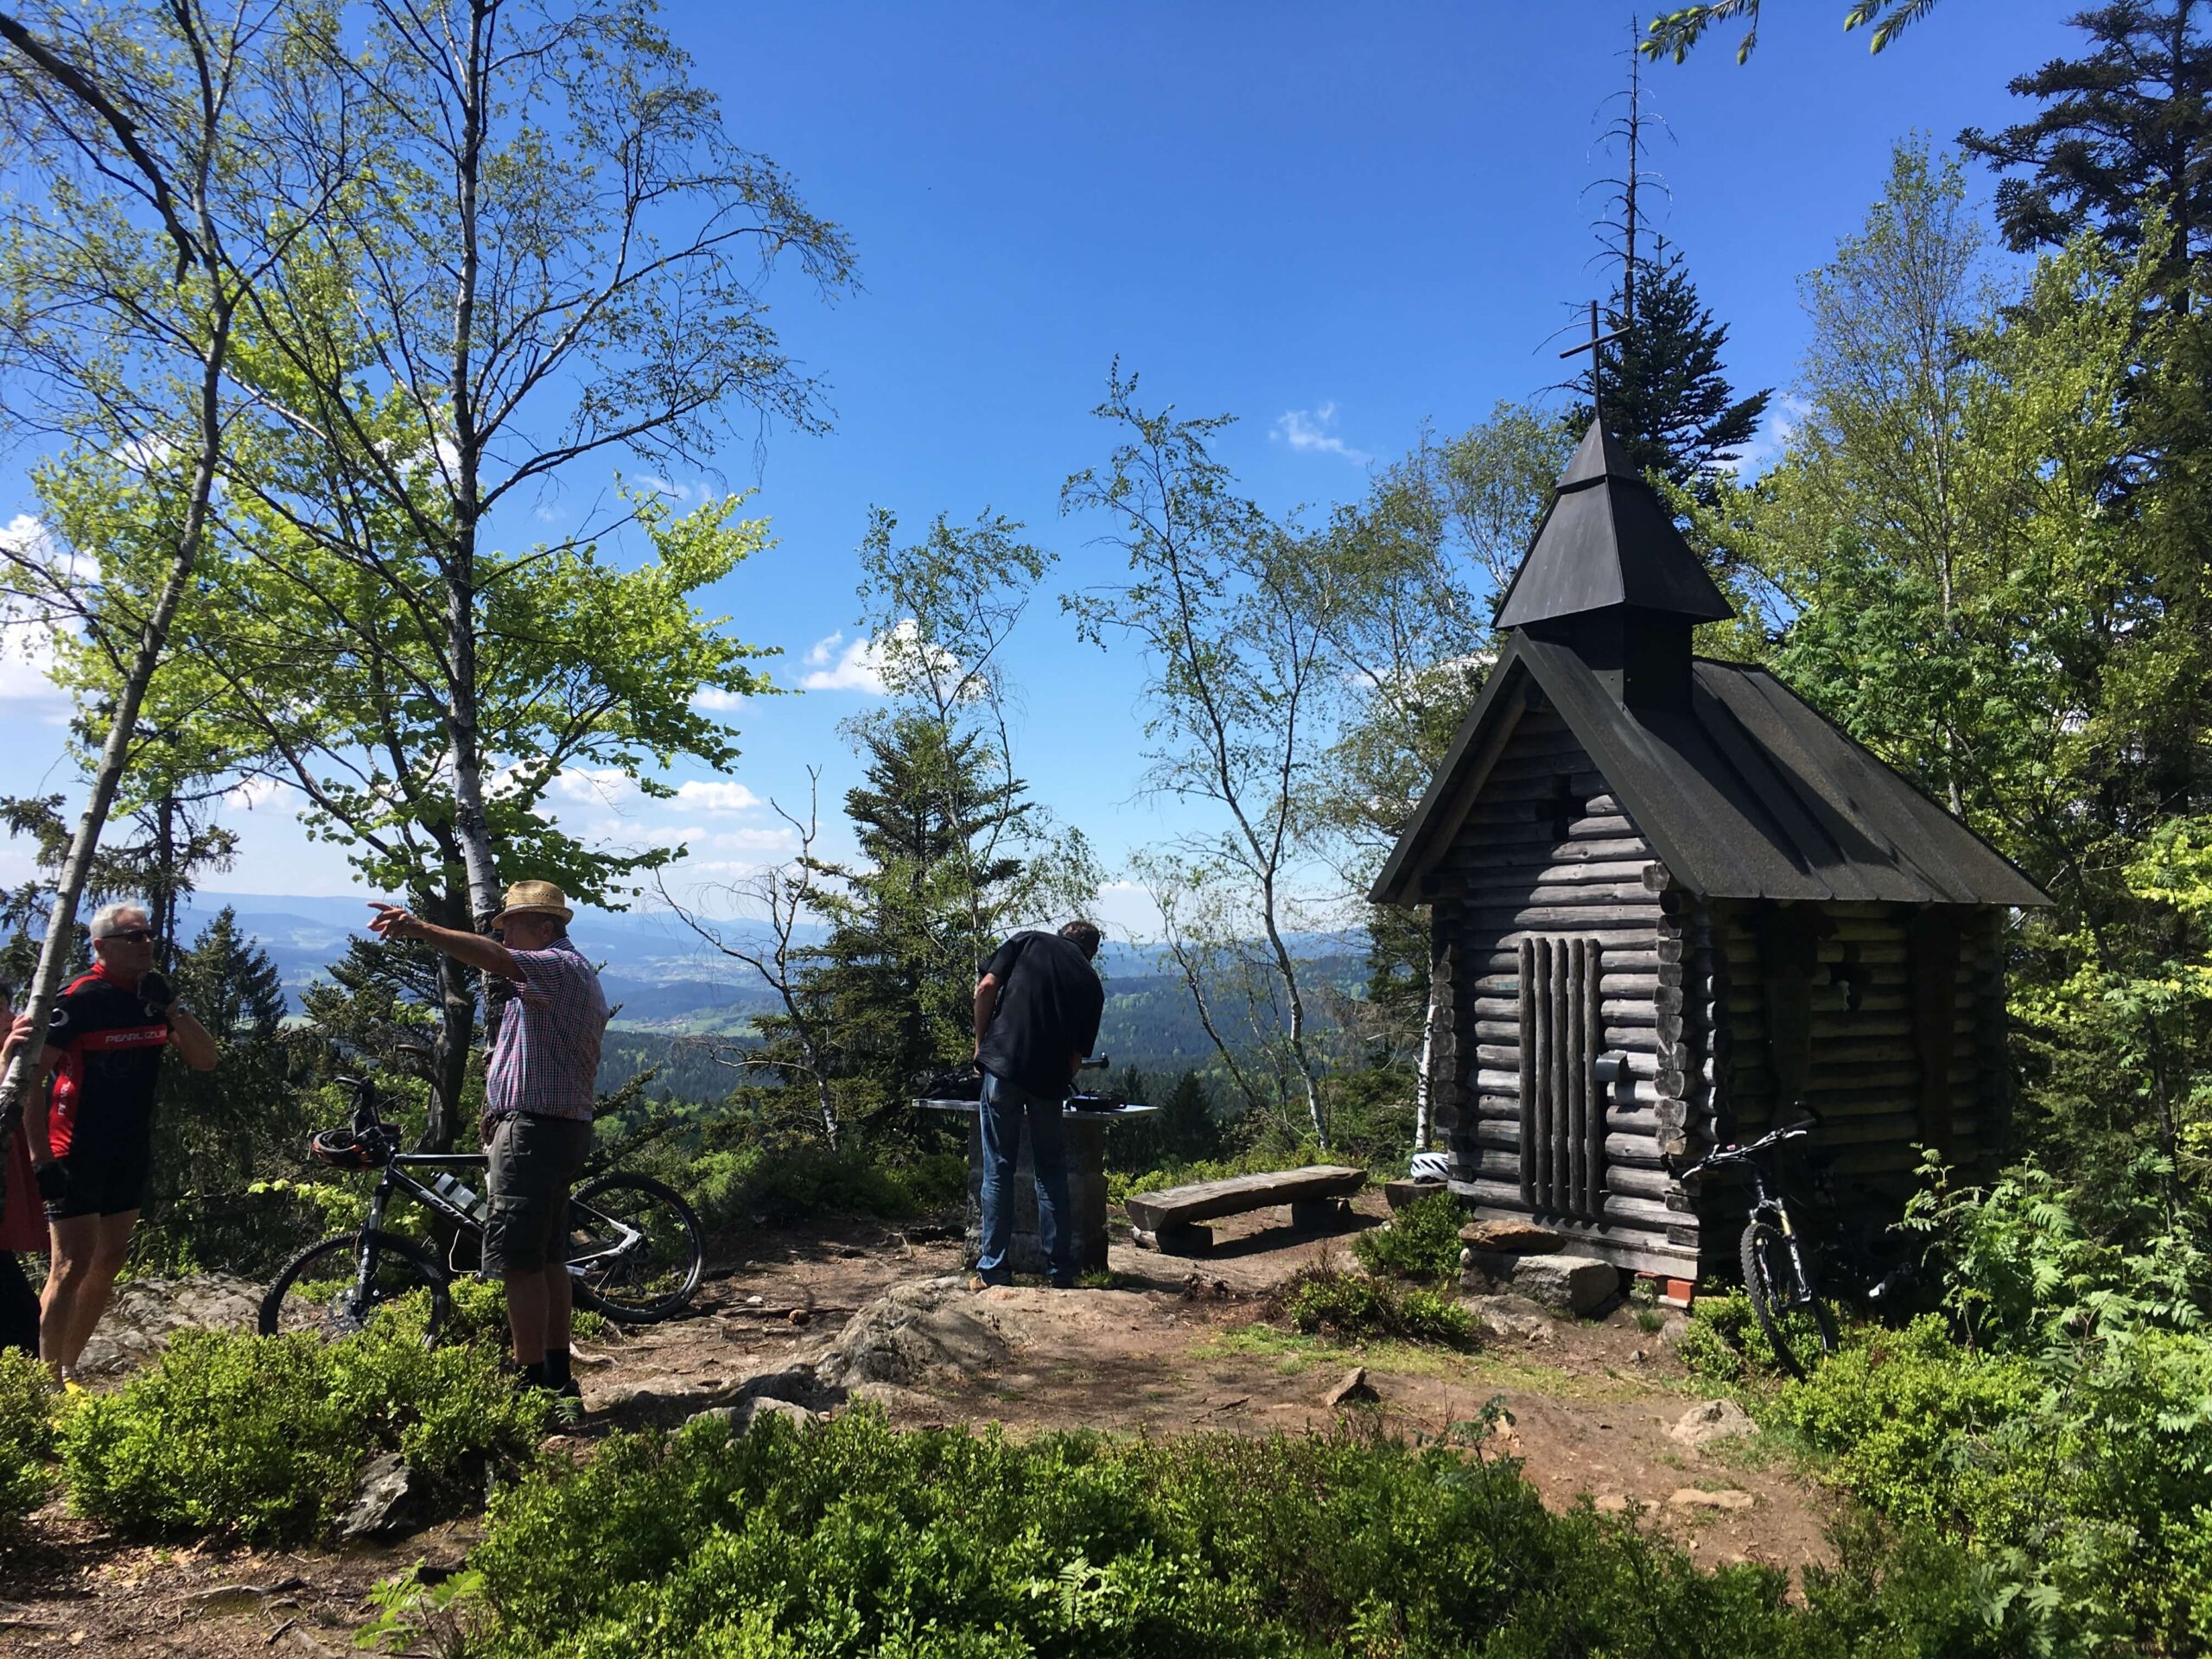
368;880;609;1407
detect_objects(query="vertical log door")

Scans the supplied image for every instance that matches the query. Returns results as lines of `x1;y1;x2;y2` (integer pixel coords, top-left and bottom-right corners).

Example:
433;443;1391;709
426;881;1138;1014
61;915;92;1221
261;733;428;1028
1517;935;1606;1222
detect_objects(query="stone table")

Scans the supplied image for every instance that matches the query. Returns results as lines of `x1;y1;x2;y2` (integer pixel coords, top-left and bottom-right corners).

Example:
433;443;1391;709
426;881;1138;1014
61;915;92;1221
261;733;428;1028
915;1097;1157;1276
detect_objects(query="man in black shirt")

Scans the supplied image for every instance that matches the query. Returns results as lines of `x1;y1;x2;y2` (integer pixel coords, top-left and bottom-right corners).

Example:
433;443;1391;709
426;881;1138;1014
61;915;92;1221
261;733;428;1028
22;903;218;1382
970;919;1104;1288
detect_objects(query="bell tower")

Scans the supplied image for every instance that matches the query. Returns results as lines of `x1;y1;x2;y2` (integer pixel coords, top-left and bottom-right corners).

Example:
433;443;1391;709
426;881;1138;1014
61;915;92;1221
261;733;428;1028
1492;420;1734;714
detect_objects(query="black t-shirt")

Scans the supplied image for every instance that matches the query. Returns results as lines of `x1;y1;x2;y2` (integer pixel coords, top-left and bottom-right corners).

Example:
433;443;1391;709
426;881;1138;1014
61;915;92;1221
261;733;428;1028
46;966;171;1156
976;931;1103;1100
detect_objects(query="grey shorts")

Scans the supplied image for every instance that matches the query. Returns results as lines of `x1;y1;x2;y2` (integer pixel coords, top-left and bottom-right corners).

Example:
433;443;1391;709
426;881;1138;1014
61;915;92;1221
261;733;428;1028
482;1113;593;1274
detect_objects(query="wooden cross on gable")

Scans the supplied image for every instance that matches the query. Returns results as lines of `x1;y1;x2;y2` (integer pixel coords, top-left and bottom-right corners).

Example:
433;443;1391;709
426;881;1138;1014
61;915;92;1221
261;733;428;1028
1559;299;1630;418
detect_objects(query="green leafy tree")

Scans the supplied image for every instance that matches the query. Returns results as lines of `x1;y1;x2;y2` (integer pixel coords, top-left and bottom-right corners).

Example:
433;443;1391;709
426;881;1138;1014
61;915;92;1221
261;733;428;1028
1644;0;1948;64
1065;369;1339;1148
73;475;779;1147
0;0;288;1192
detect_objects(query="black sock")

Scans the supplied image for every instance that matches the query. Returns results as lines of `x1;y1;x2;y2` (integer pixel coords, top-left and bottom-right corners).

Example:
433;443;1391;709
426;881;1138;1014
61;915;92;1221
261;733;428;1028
543;1345;571;1387
521;1358;549;1388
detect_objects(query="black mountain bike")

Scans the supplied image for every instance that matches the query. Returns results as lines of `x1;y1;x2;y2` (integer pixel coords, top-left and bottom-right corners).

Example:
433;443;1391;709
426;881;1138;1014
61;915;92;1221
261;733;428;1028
258;1075;704;1343
1673;1109;1840;1380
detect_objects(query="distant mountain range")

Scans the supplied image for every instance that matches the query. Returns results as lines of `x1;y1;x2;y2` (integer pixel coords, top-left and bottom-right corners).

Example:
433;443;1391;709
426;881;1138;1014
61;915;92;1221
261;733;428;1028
176;891;1370;1049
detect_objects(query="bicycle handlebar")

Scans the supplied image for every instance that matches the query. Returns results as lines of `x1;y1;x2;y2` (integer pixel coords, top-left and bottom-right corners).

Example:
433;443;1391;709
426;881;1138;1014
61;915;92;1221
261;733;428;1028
1670;1109;1820;1181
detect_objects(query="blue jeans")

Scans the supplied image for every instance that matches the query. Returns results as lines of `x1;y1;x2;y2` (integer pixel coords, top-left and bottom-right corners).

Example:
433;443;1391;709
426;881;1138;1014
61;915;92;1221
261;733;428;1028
976;1071;1073;1284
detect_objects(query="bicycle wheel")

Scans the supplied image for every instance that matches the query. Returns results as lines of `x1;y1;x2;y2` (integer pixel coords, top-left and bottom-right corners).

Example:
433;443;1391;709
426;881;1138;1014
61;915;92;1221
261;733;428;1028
1740;1219;1838;1381
567;1173;703;1324
259;1230;450;1344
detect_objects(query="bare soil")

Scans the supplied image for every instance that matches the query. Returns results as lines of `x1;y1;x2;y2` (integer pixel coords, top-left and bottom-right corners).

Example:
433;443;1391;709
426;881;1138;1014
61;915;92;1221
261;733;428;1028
0;1196;1837;1654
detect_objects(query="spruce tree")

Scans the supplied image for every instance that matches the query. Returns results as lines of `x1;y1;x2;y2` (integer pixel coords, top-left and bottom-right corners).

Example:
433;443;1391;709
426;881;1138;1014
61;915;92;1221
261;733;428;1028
798;712;1036;1121
1960;0;2212;303
1568;244;1771;491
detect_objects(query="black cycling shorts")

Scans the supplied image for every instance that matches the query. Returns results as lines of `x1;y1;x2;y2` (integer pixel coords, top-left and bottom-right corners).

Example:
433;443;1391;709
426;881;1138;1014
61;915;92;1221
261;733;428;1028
46;1108;156;1220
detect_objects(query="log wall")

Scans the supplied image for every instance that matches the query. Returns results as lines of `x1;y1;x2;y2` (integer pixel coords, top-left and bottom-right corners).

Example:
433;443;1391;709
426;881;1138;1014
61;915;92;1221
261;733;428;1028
1420;696;2018;1282
1424;696;1698;1277
1702;898;2011;1275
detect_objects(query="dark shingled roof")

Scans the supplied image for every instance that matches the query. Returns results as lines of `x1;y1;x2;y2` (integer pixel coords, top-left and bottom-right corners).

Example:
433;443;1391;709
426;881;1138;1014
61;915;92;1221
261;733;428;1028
1370;635;2051;908
1494;421;1736;629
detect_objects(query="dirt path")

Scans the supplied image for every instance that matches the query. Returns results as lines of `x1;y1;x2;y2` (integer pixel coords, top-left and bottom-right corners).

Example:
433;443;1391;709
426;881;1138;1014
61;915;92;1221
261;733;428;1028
0;1204;1834;1653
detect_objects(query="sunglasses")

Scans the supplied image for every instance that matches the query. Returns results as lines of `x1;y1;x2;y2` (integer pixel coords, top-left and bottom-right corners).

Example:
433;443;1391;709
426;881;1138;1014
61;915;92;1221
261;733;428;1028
100;928;156;944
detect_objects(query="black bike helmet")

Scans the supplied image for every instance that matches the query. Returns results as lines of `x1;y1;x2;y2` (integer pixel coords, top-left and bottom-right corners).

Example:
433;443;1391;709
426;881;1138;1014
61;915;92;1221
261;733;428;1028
309;1122;398;1170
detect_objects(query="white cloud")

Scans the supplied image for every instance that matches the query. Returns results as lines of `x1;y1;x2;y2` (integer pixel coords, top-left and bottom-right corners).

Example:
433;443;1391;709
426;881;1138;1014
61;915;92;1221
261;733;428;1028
224;776;285;810
0;516;71;707
690;686;747;714
1716;396;1808;481
709;825;799;855
551;767;637;805
800;629;889;694
1271;403;1371;466
799;620;960;697
673;779;761;815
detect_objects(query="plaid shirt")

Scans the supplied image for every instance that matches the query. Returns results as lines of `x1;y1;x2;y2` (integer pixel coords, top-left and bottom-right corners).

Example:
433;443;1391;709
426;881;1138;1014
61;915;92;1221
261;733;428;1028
483;935;609;1128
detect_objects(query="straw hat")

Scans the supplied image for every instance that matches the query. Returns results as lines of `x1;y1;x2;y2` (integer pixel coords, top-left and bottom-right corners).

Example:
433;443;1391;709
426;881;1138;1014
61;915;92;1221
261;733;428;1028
489;880;573;926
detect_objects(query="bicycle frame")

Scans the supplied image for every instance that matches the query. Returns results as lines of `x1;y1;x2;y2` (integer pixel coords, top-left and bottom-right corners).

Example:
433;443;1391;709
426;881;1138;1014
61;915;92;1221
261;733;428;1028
1679;1119;1826;1313
335;1077;645;1284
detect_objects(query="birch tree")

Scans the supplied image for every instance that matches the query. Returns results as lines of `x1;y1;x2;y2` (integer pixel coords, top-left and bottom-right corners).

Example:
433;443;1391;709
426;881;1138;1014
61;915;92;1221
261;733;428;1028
0;0;299;1195
1064;368;1338;1149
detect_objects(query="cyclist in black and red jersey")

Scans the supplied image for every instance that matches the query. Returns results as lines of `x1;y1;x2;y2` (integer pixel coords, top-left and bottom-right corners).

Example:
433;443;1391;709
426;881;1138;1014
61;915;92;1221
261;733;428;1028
22;903;217;1382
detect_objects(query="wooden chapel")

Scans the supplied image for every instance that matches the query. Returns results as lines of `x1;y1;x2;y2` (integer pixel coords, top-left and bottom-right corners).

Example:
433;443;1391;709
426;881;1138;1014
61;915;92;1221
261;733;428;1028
1370;419;2049;1282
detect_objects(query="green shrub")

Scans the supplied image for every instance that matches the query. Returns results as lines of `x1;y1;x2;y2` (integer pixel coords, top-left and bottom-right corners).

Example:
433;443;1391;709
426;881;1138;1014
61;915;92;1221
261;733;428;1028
1350;1189;1465;1281
60;1325;550;1543
444;1409;2058;1657
1675;1285;1832;1384
1275;1267;1474;1348
0;1347;56;1529
435;1277;607;1349
670;1140;968;1230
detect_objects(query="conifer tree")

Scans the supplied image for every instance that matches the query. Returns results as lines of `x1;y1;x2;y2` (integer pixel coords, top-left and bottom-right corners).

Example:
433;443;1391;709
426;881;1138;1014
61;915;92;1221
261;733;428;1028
1568;244;1771;491
798;713;1037;1120
1960;0;2212;304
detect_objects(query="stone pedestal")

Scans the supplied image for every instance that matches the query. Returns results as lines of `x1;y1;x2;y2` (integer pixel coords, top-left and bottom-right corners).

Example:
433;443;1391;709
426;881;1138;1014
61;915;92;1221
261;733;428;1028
916;1099;1156;1278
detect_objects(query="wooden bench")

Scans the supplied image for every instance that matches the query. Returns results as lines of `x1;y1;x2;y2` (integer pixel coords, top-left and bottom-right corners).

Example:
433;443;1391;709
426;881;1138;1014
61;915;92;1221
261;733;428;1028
1122;1166;1367;1255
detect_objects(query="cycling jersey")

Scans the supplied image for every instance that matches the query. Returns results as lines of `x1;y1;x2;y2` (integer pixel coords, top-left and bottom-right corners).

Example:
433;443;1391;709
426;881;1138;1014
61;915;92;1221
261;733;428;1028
43;965;170;1218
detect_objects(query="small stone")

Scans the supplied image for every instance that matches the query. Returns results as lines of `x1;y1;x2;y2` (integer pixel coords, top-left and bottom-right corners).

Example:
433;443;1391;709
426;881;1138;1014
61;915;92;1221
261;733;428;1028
1593;1493;1630;1514
1458;1219;1566;1255
787;1307;811;1327
1322;1366;1378;1408
746;1294;765;1306
1669;1399;1758;1449
1669;1487;1755;1512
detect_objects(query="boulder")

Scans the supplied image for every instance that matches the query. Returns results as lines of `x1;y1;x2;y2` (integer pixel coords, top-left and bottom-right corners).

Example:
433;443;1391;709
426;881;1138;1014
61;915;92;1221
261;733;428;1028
1669;1399;1758;1450
1464;1295;1554;1342
77;1274;261;1376
816;1276;1011;1389
1457;1219;1565;1255
1461;1251;1618;1315
337;1452;418;1540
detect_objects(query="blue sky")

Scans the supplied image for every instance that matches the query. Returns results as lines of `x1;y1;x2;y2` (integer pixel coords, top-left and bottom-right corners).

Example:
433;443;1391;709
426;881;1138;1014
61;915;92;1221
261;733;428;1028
0;1;2082;936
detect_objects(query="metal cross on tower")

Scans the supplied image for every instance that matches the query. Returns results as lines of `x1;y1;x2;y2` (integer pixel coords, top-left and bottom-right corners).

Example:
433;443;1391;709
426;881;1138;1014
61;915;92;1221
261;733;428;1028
1559;299;1629;420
